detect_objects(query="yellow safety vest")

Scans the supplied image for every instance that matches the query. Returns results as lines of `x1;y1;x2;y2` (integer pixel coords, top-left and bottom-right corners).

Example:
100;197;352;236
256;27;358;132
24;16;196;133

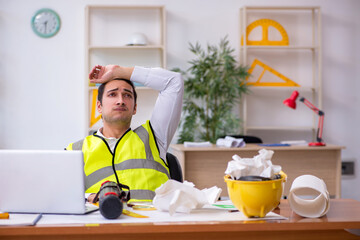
66;121;170;202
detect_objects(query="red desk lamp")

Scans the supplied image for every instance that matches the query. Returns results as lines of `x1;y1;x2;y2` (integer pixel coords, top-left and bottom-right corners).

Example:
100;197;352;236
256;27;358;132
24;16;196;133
283;90;326;146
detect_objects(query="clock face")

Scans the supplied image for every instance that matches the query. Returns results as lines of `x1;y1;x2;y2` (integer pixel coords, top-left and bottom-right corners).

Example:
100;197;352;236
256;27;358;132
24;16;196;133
31;8;61;38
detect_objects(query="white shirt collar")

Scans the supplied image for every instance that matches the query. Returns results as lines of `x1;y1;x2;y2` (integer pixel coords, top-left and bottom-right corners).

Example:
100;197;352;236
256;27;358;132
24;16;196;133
95;128;118;140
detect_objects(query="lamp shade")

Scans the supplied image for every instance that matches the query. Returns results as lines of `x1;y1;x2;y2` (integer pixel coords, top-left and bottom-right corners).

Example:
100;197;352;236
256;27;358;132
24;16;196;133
283;90;299;109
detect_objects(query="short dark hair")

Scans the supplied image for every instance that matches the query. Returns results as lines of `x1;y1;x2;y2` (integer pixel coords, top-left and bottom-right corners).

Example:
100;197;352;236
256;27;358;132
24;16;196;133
97;78;137;105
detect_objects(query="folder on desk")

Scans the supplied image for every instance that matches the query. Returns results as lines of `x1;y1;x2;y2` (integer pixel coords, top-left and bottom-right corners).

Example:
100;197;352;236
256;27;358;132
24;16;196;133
0;213;42;226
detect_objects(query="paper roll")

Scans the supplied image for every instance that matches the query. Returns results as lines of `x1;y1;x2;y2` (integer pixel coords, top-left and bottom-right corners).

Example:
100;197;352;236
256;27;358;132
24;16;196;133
288;175;330;218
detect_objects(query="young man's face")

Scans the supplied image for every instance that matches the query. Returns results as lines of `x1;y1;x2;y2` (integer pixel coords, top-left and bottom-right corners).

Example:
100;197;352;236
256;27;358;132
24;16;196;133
97;80;137;126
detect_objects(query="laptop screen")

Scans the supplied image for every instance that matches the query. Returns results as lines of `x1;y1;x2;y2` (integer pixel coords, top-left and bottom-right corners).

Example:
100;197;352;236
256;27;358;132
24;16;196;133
0;150;90;214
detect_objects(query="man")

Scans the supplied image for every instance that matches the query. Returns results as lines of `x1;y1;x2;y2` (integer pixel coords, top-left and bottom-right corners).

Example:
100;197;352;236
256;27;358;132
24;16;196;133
66;65;183;202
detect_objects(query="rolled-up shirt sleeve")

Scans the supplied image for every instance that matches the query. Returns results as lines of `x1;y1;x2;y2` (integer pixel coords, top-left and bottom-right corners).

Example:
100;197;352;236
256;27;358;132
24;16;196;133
130;67;184;161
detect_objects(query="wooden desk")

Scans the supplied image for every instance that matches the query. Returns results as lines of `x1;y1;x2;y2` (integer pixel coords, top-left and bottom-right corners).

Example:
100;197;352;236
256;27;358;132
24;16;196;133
170;144;344;198
0;199;359;240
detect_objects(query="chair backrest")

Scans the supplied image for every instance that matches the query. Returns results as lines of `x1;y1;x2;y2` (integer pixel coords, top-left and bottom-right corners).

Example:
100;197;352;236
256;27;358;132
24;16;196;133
166;153;183;182
222;135;263;144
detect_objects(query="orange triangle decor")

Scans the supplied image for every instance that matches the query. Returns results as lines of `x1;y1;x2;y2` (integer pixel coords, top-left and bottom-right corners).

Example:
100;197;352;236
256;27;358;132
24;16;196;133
90;89;102;127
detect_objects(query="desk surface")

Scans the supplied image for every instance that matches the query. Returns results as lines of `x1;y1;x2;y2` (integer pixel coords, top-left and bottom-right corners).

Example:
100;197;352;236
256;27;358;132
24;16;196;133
1;199;360;240
171;143;345;151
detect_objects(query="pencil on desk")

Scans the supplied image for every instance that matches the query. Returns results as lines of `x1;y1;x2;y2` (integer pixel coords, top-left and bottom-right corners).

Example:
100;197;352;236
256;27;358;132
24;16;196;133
228;210;239;212
0;212;9;219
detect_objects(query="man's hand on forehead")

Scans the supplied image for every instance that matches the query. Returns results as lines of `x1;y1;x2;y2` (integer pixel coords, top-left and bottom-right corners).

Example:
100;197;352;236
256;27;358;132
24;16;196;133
88;65;134;85
89;65;104;80
89;65;118;84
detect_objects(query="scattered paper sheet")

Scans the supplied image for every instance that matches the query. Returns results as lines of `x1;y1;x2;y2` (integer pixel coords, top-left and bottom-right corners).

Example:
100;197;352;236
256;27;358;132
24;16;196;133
184;141;212;147
36;200;287;225
216;136;245;148
280;140;308;146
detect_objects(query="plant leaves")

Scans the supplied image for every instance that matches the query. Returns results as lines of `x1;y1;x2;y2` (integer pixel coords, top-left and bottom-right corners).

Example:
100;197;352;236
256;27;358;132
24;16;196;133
176;36;250;143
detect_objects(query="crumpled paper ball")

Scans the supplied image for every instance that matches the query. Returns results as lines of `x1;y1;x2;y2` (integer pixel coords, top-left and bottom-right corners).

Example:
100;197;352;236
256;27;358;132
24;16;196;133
225;149;281;180
153;180;222;215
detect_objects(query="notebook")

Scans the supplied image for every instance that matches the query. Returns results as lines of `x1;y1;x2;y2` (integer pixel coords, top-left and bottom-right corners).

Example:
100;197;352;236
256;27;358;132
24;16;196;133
0;150;98;214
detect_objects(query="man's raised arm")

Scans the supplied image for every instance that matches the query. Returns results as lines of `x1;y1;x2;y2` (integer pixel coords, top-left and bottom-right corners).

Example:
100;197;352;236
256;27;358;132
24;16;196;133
130;67;184;161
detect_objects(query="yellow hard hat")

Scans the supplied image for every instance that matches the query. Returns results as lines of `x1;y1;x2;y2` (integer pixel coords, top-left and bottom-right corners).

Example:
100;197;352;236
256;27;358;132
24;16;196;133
224;171;287;218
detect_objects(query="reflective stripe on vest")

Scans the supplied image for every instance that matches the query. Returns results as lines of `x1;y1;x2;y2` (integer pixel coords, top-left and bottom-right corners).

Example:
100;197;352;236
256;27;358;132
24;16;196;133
133;125;155;162
130;189;155;201
70;121;169;201
71;140;83;151
85;157;170;190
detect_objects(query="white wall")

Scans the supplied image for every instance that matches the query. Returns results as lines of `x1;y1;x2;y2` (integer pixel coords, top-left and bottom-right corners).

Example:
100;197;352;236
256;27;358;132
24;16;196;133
1;0;359;200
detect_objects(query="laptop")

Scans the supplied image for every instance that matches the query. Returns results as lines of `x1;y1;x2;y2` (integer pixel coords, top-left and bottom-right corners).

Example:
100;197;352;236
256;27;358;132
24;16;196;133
0;150;98;214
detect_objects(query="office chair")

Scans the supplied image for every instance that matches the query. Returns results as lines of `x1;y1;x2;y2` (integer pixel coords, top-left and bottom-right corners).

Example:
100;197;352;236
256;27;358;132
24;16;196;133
166;153;183;182
221;135;263;144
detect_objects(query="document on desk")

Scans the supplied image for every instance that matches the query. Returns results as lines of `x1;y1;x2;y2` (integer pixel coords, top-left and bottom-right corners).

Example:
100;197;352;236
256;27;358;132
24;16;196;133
36;201;287;225
0;213;42;226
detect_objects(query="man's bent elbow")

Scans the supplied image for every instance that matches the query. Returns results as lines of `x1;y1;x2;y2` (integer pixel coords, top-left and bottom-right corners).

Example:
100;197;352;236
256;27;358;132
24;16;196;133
170;72;184;93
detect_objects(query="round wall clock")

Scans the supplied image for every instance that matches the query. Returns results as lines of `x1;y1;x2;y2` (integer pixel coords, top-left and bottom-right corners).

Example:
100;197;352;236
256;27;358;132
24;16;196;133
31;8;61;38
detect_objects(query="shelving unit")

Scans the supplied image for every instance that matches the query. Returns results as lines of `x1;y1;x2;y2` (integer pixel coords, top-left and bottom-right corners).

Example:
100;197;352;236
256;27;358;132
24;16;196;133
239;6;321;142
85;5;166;134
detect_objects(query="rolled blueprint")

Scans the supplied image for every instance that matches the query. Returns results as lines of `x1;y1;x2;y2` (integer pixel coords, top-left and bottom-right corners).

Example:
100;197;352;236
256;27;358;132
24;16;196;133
288;175;330;218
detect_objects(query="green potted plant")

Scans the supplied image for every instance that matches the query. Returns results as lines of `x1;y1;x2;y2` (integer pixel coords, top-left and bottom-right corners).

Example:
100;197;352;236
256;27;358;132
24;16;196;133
175;37;250;144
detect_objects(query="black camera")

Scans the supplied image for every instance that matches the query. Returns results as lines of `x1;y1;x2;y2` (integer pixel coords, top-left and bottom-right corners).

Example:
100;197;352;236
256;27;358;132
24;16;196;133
93;181;130;219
